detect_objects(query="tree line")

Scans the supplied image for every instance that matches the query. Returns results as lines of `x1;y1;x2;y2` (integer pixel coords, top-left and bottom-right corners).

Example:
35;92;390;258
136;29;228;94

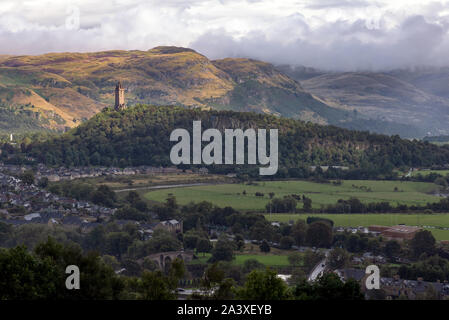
4;105;449;175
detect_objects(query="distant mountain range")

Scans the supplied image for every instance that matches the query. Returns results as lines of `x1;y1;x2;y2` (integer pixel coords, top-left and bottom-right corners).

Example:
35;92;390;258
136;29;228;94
278;65;449;137
1;46;448;138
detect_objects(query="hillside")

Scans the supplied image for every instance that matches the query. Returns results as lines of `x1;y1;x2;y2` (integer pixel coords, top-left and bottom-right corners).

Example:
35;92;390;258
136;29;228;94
279;66;449;137
26;105;449;170
389;67;449;100
0;47;353;133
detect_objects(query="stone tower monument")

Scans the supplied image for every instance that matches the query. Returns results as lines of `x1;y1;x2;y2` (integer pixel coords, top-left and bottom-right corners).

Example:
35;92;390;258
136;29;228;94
114;81;126;110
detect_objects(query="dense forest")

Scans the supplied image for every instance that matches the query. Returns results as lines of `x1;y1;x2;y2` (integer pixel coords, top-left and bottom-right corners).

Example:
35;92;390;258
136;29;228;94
18;105;449;172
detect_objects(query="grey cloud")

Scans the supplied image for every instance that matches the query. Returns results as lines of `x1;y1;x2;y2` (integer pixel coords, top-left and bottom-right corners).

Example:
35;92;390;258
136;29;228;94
305;0;376;9
0;0;449;71
190;14;449;71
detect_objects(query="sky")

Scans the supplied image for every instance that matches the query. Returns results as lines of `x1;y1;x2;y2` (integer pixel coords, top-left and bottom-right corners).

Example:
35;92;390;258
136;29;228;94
1;0;449;70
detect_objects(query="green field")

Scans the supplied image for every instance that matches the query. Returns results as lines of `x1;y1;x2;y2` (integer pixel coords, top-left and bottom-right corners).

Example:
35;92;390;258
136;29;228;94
190;253;291;267
144;180;441;211
411;170;449;177
264;213;449;240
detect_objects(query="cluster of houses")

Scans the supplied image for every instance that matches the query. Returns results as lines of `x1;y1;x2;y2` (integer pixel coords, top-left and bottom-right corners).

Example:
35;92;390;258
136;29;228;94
0;169;184;240
0;171;116;228
0;169;183;240
336;268;449;300
0;163;209;182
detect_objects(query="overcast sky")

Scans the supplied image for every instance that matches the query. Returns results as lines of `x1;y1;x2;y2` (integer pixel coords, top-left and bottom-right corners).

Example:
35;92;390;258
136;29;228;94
1;0;449;70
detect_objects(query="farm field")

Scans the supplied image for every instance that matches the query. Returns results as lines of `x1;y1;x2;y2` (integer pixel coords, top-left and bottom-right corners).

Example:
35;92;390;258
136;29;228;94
144;180;441;211
264;213;449;240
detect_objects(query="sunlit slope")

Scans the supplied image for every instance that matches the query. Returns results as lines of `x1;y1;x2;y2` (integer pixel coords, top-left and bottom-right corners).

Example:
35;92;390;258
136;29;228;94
0;46;350;131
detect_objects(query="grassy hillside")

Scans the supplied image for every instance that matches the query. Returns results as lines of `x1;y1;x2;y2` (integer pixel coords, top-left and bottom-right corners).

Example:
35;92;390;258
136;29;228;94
0;47;353;132
281;68;449;137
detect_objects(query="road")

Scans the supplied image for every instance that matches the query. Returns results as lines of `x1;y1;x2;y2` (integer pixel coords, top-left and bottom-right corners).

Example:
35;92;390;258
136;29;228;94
307;259;327;282
307;250;330;282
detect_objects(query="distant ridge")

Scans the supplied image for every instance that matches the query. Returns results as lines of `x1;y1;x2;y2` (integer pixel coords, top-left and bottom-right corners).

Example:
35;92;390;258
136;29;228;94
0;47;361;134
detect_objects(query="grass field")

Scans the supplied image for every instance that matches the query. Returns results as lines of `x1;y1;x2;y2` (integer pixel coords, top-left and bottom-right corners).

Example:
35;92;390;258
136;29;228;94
144;180;441;211
264;213;449;240
190;253;292;267
411;170;449;177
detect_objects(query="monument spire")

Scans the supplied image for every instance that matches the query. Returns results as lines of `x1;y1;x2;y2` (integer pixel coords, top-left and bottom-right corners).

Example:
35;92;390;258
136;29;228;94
114;81;126;110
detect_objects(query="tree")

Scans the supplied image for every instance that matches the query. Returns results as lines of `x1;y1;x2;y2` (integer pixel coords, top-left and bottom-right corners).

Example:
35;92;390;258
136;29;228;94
20;170;34;185
237;269;291;300
291;220;307;246
37;177;49;188
303;249;325;273
0;221;12;243
209;238;234;262
196;238;212;256
142;258;158;272
140;270;175;300
203;262;225;292
167;258;185;287
287;252;303;267
410;230;436;258
105;232;132;258
328;248;350;270
102;255;120;270
288;268;306;287
259;240;270;253
0;238;124;300
384;240;401;259
234;234;245;251
91;185;117;207
302;196;312;211
183;232;200;250
147;229;182;254
280;236;294;249
266;197;297;213
125;191;141;204
201;263;236;299
0;246;56;299
250;221;273;241
121;258;143;277
140;258;184;300
434;177;448;188
294;272;363;300
306;222;333;248
115;206;148;221
242;259;265;274
215;278;236;300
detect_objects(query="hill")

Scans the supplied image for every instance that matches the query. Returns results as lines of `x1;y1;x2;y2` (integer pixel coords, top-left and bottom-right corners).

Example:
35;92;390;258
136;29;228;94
26;105;449;171
279;66;449;137
0;47;355;133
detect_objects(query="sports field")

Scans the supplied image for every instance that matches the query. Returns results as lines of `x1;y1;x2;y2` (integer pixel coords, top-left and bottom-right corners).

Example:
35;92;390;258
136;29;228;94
144;180;441;211
264;213;449;240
